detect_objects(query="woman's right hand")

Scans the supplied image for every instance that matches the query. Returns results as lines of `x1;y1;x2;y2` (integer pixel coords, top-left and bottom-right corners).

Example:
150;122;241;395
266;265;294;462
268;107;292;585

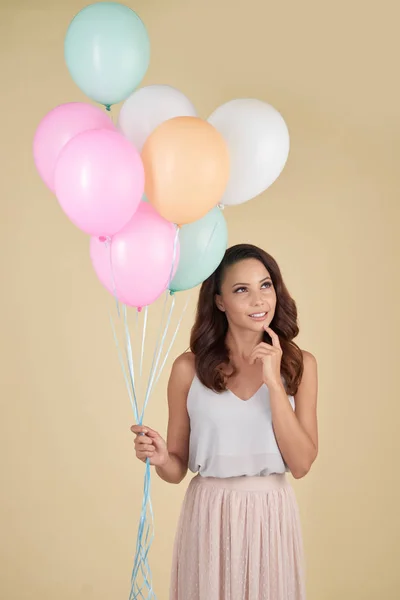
131;425;169;467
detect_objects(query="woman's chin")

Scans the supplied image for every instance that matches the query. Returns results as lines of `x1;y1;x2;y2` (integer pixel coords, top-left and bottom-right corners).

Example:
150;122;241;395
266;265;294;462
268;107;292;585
244;318;268;332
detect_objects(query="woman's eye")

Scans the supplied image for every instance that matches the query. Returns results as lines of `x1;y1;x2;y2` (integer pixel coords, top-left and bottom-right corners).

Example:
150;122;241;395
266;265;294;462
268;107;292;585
234;287;247;293
262;281;272;289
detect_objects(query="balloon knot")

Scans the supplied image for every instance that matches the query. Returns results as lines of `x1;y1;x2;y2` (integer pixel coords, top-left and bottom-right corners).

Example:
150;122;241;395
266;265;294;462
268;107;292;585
217;204;225;210
169;290;175;296
99;235;112;247
105;104;111;112
137;307;143;313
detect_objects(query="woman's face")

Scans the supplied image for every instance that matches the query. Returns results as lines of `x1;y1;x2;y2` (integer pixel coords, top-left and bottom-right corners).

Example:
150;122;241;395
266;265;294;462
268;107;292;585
215;258;277;332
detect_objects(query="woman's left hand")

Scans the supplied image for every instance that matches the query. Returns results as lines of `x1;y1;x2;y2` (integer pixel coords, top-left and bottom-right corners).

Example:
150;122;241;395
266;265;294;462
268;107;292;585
249;326;283;390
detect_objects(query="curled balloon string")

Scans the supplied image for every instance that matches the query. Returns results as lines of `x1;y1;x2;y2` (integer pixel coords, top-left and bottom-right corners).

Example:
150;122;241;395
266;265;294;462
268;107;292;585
129;460;156;600
121;307;156;599
105;245;155;598
127;301;182;600
130;291;191;600
107;227;183;600
129;232;181;597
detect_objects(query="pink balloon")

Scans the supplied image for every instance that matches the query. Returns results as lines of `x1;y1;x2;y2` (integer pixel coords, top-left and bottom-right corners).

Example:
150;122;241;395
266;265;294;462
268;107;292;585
90;202;180;308
33;102;115;192
54;129;144;237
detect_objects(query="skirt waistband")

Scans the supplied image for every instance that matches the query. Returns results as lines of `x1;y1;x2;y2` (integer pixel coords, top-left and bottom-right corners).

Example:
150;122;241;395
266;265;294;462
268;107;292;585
191;473;289;492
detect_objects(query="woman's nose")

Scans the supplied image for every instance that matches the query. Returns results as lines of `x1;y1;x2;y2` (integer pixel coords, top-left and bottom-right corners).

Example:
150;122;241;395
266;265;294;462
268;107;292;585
251;292;265;307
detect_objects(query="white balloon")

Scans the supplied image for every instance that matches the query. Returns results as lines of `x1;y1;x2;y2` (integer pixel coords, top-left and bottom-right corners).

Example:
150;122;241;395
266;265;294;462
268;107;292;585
118;84;197;152
208;99;290;207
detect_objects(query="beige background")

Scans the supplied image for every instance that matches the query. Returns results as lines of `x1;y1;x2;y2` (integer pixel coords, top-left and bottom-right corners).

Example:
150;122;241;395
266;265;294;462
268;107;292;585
1;0;399;598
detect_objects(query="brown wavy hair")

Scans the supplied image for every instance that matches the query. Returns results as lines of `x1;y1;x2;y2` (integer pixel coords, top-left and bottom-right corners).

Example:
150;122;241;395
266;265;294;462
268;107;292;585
190;244;304;396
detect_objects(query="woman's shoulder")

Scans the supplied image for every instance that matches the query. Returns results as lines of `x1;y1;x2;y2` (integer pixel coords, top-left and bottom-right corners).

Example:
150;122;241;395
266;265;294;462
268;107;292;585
173;350;195;369
301;349;317;368
299;350;318;386
170;352;196;387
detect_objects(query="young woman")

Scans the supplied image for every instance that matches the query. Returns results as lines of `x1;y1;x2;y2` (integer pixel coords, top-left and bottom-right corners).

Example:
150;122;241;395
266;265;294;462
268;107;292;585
131;243;318;600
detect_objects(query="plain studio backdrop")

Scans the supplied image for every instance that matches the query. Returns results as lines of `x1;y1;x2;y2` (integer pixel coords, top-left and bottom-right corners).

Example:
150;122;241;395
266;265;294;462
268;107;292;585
1;1;399;599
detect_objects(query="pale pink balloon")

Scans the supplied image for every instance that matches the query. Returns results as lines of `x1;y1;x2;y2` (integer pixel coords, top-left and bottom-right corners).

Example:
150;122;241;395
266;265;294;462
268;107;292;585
90;202;180;308
33;102;115;192
54;129;144;237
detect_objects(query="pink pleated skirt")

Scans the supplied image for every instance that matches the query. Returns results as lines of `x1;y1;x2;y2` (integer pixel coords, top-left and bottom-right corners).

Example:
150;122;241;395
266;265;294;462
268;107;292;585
170;474;305;600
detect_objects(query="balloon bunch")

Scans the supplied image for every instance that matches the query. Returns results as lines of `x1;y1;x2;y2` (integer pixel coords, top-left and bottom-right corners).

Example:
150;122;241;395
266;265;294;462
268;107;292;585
33;3;290;598
33;3;290;305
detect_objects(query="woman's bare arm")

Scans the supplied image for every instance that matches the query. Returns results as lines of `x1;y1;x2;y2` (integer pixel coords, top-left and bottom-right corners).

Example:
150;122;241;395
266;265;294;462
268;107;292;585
269;350;318;478
154;353;194;484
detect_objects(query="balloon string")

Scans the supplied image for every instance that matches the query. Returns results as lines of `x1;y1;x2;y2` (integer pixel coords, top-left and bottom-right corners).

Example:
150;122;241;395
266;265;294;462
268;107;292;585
129;461;156;600
140;306;148;380
129;299;189;597
123;305;140;418
109;313;139;423
153;292;192;390
107;228;183;600
168;226;180;287
106;243;155;598
149;216;218;390
121;306;156;600
106;238;120;317
128;292;189;599
142;226;179;406
140;294;176;425
127;291;178;597
145;291;169;400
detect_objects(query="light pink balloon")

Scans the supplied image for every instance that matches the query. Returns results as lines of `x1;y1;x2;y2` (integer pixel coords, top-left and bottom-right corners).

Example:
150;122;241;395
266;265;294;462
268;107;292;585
90;202;180;308
54;129;144;237
33;102;115;192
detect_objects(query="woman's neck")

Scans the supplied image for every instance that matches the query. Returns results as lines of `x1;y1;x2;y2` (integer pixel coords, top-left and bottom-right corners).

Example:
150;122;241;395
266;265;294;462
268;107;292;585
225;327;264;363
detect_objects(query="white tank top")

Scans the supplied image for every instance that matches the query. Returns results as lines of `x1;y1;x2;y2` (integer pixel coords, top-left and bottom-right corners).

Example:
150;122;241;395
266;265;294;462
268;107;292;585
187;374;295;478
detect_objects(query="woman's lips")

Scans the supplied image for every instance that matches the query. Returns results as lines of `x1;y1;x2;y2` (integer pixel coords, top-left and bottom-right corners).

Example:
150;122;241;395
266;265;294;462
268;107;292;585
248;311;268;321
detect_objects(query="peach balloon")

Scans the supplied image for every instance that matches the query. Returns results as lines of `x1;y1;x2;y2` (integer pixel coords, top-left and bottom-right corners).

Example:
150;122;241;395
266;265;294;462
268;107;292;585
141;116;230;224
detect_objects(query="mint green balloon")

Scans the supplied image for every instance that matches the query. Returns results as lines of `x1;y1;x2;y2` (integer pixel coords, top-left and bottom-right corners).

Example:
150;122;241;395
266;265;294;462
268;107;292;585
170;207;228;293
65;3;150;107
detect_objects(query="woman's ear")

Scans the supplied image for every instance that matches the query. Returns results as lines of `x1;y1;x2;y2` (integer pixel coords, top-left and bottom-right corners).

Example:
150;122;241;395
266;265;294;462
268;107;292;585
215;294;226;312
